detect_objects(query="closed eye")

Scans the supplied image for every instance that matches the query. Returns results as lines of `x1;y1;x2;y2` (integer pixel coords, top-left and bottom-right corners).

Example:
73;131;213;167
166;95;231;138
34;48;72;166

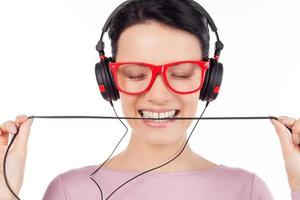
125;74;147;80
170;73;192;79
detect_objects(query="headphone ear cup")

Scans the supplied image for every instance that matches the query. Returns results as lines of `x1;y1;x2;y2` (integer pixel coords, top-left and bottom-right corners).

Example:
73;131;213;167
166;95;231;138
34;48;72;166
103;57;120;100
95;57;119;101
199;58;223;102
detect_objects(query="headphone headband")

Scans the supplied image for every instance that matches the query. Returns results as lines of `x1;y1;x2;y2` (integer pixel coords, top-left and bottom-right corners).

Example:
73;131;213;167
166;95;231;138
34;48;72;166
96;0;224;57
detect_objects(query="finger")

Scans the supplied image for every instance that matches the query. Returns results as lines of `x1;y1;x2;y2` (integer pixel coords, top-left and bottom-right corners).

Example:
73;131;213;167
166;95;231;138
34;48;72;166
291;118;300;145
271;119;295;156
291;118;300;134
0;120;18;145
9;115;33;149
13;117;34;151
15;114;30;126
292;133;300;145
0;131;9;145
278;116;296;129
278;116;300;145
0;120;18;134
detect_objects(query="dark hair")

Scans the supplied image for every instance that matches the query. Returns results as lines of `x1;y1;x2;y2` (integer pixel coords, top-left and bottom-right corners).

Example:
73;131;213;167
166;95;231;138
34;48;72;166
108;0;210;61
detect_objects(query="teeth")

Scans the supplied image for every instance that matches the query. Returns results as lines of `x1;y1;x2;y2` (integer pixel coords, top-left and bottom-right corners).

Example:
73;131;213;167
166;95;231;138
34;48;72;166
140;110;177;121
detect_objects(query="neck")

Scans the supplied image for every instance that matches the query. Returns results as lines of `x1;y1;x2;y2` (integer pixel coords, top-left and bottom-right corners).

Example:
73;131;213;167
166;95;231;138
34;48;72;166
115;130;196;172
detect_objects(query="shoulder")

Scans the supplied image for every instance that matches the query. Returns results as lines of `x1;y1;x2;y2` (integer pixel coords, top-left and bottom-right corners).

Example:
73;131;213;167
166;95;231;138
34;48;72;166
216;165;273;199
58;165;97;181
217;164;255;180
43;165;98;199
216;165;268;187
53;165;99;189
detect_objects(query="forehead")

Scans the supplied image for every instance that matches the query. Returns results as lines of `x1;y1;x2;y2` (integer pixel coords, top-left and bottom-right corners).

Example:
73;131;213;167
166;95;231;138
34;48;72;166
116;21;202;64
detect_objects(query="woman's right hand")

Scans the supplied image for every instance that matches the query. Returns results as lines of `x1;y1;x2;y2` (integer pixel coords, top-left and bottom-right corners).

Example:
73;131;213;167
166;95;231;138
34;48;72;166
0;115;33;199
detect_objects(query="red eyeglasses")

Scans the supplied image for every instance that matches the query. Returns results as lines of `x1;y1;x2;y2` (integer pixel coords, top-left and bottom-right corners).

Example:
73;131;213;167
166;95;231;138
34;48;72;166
109;60;209;95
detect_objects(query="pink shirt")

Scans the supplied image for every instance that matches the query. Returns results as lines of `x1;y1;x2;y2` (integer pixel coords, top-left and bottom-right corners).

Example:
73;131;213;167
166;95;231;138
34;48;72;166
42;164;300;200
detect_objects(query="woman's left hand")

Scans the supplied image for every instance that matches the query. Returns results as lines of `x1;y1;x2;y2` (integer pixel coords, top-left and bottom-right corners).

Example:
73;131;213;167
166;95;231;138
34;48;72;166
271;116;300;192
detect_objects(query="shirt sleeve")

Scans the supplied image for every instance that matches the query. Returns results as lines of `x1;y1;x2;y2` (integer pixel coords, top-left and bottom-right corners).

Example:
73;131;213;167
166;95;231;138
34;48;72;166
42;175;66;200
250;173;274;200
291;191;300;200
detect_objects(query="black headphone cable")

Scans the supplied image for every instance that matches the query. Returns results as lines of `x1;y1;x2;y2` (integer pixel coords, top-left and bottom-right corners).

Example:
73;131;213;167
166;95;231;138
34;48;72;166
3;103;293;199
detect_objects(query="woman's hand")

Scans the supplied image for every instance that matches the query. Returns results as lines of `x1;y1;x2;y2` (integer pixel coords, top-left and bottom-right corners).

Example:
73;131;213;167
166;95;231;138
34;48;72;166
0;115;33;199
271;116;300;192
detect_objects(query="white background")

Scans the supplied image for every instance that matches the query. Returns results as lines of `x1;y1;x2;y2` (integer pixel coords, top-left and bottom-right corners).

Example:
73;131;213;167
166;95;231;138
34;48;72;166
0;0;300;199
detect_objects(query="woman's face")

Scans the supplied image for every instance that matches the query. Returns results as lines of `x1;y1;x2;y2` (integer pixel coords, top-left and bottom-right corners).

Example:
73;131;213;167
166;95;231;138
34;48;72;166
115;21;203;146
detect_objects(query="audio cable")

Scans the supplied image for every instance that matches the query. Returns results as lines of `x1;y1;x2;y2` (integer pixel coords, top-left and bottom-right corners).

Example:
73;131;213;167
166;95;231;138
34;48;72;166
2;102;293;199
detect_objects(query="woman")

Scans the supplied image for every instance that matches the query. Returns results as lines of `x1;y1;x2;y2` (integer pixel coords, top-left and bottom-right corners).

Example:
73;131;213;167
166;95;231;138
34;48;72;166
1;0;300;199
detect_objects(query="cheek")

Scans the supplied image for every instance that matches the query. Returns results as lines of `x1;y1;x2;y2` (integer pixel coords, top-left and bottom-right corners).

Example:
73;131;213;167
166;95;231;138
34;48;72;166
120;93;137;114
120;93;141;128
176;92;200;132
181;92;200;116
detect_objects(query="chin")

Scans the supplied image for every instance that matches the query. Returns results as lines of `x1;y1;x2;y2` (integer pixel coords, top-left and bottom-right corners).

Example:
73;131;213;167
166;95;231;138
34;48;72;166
132;125;188;146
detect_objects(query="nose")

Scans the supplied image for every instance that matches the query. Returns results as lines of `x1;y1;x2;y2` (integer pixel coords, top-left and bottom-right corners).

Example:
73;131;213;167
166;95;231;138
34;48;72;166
144;74;173;104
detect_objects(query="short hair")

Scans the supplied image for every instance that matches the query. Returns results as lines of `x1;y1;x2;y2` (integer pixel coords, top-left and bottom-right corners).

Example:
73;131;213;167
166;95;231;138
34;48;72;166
108;0;210;61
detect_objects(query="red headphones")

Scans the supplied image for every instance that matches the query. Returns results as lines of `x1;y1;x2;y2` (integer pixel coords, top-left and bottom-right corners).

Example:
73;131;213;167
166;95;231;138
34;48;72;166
95;0;224;103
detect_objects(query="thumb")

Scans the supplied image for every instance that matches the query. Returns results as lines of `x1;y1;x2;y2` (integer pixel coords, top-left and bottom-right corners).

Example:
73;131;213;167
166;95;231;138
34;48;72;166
13;116;34;151
270;118;295;156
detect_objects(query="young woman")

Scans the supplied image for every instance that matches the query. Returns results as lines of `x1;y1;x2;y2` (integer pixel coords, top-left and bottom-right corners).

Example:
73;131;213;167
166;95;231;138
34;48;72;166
1;0;300;199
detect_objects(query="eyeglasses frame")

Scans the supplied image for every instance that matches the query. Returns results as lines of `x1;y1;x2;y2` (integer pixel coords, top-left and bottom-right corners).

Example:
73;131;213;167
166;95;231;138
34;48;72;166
109;60;209;95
